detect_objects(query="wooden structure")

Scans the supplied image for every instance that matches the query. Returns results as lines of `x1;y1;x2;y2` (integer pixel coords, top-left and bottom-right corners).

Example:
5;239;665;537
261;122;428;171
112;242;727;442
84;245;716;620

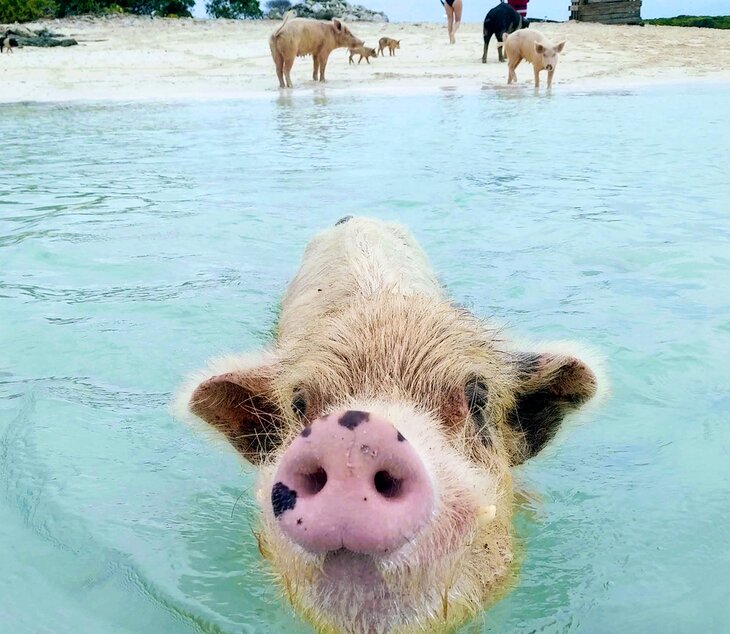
570;0;642;25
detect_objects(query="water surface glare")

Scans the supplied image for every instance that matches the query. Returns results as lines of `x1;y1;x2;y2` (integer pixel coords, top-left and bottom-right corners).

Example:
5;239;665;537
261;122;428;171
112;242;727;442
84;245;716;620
1;85;730;633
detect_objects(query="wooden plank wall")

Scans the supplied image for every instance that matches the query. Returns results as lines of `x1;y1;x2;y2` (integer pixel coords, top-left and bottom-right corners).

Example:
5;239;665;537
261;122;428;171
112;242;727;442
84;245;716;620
569;0;643;25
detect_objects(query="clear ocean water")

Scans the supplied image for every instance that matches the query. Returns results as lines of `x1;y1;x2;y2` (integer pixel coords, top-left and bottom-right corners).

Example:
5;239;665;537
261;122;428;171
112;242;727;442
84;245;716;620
1;84;729;634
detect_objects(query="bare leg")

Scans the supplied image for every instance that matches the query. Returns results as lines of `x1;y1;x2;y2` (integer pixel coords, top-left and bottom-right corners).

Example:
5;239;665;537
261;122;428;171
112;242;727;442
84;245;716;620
313;56;320;80
482;36;488;64
498;33;505;62
547;69;555;90
445;3;455;44
319;54;329;82
452;0;463;43
533;65;540;89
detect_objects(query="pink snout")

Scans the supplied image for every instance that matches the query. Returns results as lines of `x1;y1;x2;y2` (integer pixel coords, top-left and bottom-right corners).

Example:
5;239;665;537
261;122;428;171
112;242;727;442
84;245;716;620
272;411;434;556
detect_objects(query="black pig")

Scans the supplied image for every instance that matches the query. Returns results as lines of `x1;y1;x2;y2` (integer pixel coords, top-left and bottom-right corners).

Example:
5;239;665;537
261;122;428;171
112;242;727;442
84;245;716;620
482;1;528;63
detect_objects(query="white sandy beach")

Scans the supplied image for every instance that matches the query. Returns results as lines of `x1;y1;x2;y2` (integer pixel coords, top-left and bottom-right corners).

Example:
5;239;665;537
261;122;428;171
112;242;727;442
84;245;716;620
1;16;730;103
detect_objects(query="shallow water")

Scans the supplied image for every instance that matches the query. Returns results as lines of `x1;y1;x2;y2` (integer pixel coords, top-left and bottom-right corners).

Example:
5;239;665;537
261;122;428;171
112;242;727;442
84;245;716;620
1;85;729;633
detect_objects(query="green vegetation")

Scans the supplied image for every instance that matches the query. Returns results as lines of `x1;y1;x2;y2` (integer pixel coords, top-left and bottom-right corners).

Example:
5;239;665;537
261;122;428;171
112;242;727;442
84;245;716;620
205;0;261;18
644;15;730;29
0;0;57;22
1;0;264;22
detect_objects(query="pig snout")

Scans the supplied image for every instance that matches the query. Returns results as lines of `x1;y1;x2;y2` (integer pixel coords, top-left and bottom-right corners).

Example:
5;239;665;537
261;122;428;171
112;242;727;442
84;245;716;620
271;410;434;555
546;64;554;71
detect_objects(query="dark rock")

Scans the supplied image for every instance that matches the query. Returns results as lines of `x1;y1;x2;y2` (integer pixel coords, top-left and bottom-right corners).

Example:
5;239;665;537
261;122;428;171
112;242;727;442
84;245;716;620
3;27;78;48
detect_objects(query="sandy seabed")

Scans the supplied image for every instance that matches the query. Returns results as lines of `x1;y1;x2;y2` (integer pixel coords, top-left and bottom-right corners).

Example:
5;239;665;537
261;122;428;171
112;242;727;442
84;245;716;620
1;15;730;103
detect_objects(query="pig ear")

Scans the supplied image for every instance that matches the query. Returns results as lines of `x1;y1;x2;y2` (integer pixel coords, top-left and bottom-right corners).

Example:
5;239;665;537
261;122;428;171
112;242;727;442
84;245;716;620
534;43;545;54
506;351;598;463
332;18;343;31
555;41;566;53
185;359;282;464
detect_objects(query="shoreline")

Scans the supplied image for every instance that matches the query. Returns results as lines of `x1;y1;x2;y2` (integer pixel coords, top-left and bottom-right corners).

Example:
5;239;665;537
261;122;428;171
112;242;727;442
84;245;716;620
3;74;730;108
2;16;730;104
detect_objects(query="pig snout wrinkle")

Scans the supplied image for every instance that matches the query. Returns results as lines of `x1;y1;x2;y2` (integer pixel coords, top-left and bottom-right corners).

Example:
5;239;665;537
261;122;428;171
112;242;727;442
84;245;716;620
272;411;434;555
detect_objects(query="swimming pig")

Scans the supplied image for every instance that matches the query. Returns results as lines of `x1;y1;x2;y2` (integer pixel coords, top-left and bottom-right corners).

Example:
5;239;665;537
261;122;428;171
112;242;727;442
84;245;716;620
176;217;599;633
503;29;566;89
378;37;401;56
349;45;378;64
482;2;529;63
269;14;364;88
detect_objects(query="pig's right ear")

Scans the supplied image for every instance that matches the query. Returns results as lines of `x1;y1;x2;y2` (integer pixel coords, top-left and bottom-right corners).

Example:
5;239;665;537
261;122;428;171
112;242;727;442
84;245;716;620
175;352;282;464
535;43;545;54
332;18;343;31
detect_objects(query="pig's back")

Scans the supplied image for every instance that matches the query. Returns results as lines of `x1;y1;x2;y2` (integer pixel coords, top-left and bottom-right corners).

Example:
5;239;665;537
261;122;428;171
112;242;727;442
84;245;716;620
506;29;545;61
271;18;328;56
278;218;443;341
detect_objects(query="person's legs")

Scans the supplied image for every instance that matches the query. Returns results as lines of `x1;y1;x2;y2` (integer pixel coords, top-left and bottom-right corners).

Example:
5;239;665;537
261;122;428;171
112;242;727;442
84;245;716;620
444;2;455;44
452;0;463;42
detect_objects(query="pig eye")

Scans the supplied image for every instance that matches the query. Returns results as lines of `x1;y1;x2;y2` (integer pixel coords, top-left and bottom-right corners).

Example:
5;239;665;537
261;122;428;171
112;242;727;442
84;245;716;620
465;377;489;414
465;377;492;444
291;390;307;419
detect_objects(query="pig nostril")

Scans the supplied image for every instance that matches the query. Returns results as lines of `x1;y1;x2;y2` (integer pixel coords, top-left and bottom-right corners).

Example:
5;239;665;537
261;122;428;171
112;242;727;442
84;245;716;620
374;470;402;499
301;467;328;495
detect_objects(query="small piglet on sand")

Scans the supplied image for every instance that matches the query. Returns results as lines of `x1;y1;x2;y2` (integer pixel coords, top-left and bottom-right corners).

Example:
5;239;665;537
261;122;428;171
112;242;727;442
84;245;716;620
1;35;17;53
503;29;566;89
349;46;378;64
176;217;600;634
269;13;363;88
378;37;400;56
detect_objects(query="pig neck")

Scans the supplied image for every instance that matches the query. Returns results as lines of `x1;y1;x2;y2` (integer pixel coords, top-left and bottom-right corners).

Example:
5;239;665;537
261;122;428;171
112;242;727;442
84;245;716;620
278;221;445;344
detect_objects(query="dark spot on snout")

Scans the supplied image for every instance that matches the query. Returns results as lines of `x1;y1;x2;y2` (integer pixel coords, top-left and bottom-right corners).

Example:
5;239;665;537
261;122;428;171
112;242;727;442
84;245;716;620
297;518;303;525
271;482;297;518
301;426;312;437
335;215;353;226
397;431;406;442
339;410;369;429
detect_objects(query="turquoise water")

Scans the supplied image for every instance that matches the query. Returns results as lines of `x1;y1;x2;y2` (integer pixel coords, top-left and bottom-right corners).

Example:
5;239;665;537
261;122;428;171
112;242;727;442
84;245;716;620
1;85;729;633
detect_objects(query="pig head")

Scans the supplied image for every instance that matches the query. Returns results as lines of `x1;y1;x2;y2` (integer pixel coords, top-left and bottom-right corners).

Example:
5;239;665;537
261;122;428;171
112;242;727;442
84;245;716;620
176;217;600;633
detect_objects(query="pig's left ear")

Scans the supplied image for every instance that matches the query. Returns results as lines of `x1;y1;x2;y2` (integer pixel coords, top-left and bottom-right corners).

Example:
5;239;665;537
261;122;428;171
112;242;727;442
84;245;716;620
506;351;597;463
556;41;566;53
